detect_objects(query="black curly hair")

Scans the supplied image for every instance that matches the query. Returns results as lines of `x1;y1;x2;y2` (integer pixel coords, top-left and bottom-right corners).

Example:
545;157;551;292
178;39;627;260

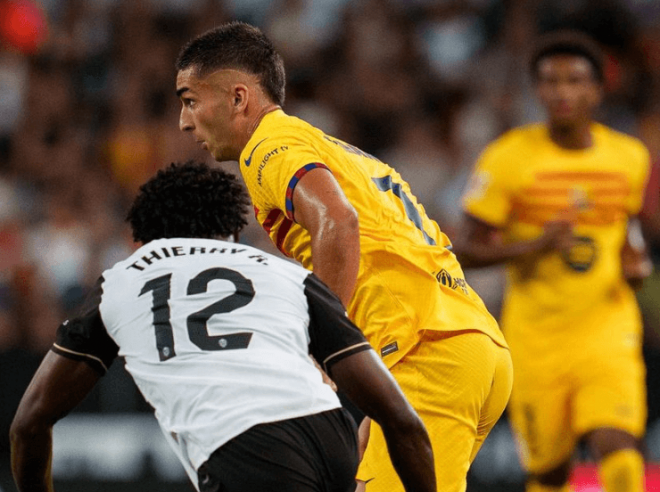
530;30;605;83
176;21;286;106
127;161;251;244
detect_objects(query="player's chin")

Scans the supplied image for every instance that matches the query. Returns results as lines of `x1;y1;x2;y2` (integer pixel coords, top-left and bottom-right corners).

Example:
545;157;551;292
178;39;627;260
549;113;578;127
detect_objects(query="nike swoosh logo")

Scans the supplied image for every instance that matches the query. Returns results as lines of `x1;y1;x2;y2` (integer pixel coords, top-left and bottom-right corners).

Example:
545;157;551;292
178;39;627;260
244;138;267;167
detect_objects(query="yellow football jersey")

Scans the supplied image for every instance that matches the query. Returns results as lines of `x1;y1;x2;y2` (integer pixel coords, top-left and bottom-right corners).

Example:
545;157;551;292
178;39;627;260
239;109;506;367
463;123;650;351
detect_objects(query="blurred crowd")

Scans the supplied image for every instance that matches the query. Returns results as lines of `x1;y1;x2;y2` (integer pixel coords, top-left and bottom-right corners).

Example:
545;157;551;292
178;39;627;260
1;0;660;457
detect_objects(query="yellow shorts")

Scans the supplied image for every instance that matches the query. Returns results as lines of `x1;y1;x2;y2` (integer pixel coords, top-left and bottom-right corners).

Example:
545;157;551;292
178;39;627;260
356;330;513;492
508;335;647;474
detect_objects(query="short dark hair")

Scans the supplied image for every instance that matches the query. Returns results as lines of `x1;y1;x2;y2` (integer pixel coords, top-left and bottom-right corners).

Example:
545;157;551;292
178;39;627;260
530;30;605;83
176;21;286;106
127;161;251;244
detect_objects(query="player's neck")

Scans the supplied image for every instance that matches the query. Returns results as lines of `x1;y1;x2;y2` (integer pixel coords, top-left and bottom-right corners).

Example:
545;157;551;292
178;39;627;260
235;103;280;159
247;103;281;139
547;121;593;150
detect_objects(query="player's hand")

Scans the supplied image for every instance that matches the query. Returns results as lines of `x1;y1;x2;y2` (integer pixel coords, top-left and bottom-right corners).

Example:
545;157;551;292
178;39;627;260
621;239;653;290
541;220;575;254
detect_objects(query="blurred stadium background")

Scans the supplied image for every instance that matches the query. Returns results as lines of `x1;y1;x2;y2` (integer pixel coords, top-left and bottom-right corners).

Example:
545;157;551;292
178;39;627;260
0;0;659;491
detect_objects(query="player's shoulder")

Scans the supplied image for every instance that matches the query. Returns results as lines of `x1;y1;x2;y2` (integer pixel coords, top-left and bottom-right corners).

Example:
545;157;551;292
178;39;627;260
483;123;546;154
477;123;545;169
595;123;649;161
241;110;324;178
256;109;322;144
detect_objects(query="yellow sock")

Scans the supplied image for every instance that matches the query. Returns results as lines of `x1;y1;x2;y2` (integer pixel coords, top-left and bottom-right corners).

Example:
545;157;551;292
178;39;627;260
526;481;572;492
599;449;645;492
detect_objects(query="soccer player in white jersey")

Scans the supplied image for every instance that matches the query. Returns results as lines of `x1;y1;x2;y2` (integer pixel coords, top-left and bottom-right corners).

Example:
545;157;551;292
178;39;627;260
10;161;435;492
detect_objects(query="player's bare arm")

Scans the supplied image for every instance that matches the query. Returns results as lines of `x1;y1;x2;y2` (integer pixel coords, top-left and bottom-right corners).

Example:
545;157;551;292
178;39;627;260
640;161;660;244
454;213;574;268
329;350;436;492
293;168;361;307
632;164;659;283
641;209;660;245
11;352;101;492
621;217;653;290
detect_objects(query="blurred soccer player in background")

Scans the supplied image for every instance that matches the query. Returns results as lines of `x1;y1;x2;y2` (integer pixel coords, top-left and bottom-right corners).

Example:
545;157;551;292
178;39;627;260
175;21;512;492
10;161;436;492
457;31;653;492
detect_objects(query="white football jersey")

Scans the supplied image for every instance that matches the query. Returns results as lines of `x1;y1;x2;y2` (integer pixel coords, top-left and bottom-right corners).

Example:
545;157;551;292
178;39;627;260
52;238;370;480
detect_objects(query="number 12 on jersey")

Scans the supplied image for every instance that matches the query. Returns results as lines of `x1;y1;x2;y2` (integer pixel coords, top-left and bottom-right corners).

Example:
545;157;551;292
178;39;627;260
139;268;255;361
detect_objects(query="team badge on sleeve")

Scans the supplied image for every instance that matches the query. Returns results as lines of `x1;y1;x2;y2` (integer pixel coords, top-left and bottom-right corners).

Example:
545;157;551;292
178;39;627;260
463;171;491;202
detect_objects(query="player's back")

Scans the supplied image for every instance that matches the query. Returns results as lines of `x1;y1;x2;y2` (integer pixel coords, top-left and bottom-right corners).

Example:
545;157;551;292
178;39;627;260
241;110;507;367
98;238;340;472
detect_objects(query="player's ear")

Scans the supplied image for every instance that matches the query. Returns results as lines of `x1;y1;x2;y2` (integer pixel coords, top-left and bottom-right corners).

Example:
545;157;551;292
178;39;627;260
232;84;249;113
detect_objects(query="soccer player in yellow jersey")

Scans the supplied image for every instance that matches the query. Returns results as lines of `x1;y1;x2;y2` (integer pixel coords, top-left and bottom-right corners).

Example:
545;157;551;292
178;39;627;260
457;31;653;492
175;21;512;492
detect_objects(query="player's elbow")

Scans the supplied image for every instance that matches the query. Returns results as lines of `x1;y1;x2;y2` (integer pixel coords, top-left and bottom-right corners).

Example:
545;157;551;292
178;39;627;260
452;236;478;268
10;397;55;444
378;404;426;437
454;236;502;269
10;412;47;445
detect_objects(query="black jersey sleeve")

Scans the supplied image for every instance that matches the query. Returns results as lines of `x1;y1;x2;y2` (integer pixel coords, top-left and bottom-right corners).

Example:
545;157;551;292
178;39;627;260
303;273;372;372
51;276;119;375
